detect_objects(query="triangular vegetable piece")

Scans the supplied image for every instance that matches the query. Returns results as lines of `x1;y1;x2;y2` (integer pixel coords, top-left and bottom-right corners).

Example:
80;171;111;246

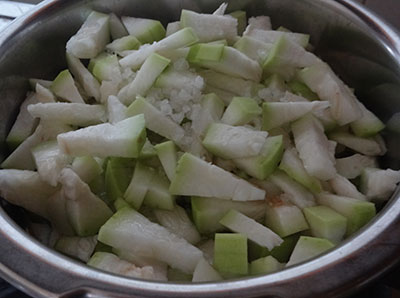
57;115;146;158
67;53;101;101
59;168;113;236
292;114;337;181
98;207;203;274
0;169;58;219
51;69;85;103
180;9;237;43
317;192;376;236
32;140;71;186
298;63;362;125
220;209;283;250
66;11;110;59
262;101;329;130
170;153;266;201
286;236;334;267
6;93;39;151
121;17;165;44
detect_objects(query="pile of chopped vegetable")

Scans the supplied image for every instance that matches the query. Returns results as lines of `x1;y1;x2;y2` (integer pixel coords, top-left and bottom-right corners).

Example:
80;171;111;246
1;3;400;282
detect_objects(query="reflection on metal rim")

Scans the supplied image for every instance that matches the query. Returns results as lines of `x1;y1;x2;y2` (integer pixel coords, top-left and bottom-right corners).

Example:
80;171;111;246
0;0;399;297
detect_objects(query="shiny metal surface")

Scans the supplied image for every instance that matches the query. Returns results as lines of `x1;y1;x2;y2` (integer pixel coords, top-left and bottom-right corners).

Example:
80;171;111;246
0;1;35;19
0;1;35;31
0;0;400;297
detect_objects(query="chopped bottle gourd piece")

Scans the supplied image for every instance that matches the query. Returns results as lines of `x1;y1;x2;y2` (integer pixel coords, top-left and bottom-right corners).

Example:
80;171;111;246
286;236;334;267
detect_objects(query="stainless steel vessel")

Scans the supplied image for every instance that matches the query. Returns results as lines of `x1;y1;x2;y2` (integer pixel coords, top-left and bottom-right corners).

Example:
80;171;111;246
0;0;400;297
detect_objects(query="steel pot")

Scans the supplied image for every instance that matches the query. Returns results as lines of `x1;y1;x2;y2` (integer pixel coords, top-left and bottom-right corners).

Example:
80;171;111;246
0;0;400;297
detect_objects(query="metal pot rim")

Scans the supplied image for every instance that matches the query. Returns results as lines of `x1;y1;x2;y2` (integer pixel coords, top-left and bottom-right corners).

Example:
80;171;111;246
0;0;400;297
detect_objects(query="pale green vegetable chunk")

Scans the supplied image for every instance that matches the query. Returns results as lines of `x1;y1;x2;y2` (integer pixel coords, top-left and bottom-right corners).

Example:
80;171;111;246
67;53;101;101
287;80;319;101
360;168;400;201
265;195;309;237
335;154;377;179
188;44;262;82
105;157;135;203
286;236;334;267
107;95;127;124
201;71;262;98
169;153;265;201
230;10;247;35
245;29;309;48
329;174;366;201
192;258;222;282
2;123;72;170
202;123;268;159
269;170;316;209
303;206;347;244
154;205;201;245
106;35;141;53
263;36;319;79
154;141;177;181
214;233;248;277
59;168;113;236
113;248;168;281
166;21;181;36
126;97;185;147
191;196;266;234
71;156;103;184
292;114;336;181
121;17;165;44
28;102;106;127
109;13;128;39
118;53;170;105
329;132;385;156
234;36;272;63
350;101;385;137
66;11;110;59
298;63;362;125
89;53;122;83
0;169;58;219
317;192;376;236
35;83;56;103
46;190;75;235
6;93;39;151
113;198;130;211
249;256;283;275
279;147;322;194
88;252;156;280
191;93;225;137
98;207;203;274
29;78;52;89
32;140;71;186
262;101;329;131
51;69;85;103
180;10;237;43
55;235;97;262
221;97;261;126
234;135;284;180
220;209;283;250
57;114;146;158
143;172;176;211
124;162;154;209
120;28;198;70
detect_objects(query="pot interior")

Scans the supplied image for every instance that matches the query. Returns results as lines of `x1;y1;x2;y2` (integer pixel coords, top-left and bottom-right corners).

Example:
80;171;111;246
0;0;400;296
